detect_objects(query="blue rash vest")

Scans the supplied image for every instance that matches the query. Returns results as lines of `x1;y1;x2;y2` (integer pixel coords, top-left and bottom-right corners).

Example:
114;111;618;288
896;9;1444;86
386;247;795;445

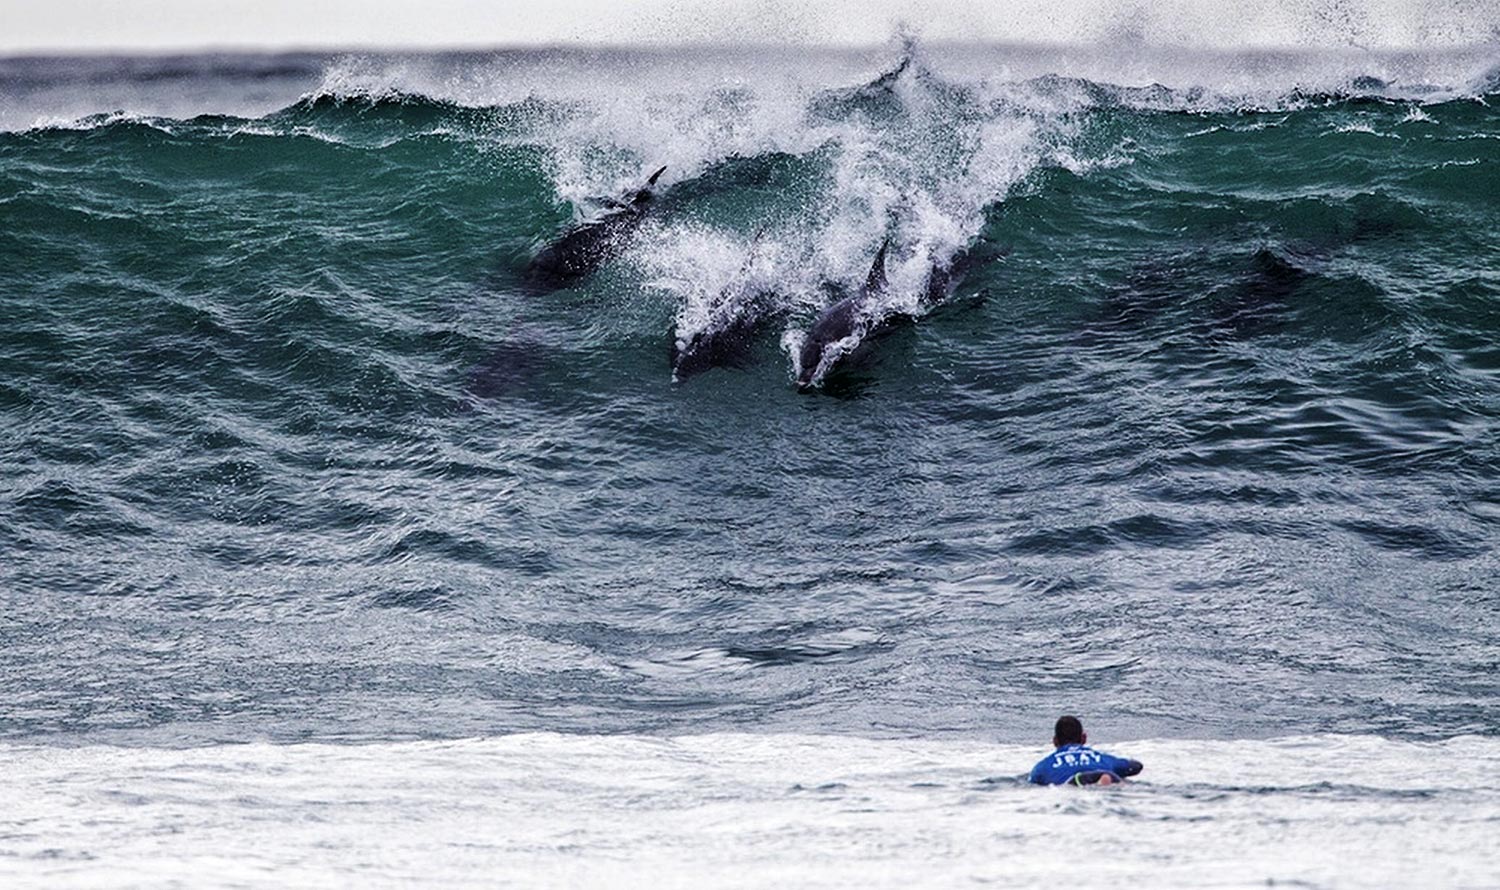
1029;744;1143;785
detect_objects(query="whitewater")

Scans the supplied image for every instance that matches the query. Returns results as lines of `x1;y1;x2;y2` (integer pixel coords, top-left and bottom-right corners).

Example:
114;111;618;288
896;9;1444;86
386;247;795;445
4;734;1499;888
1;31;1498;888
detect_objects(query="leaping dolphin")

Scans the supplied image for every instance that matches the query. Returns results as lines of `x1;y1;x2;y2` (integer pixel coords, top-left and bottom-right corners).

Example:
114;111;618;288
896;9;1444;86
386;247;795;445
808;50;914;120
793;238;986;391
670;231;784;382
794;239;891;390
527;165;667;289
670;289;782;382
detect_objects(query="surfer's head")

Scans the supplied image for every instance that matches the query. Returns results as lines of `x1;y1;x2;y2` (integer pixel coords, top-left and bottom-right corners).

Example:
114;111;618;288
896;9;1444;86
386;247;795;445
1053;715;1085;747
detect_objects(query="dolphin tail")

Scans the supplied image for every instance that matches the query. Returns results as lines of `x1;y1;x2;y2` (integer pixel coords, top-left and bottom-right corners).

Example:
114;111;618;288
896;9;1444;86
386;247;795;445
864;238;891;295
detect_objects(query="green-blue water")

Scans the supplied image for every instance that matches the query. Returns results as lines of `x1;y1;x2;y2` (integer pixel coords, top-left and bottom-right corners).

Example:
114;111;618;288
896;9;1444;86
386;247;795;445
1;46;1496;745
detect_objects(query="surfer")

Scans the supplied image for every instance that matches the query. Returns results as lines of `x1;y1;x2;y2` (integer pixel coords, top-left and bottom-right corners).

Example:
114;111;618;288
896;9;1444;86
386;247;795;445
1028;716;1143;786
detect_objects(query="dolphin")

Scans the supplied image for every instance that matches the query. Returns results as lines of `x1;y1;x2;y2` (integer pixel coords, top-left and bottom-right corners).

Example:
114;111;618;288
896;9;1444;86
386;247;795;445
671;288;783;382
670;232;785;382
527;165;667;289
1082;242;1310;345
794;238;987;391
1209;245;1313;339
808;49;914;120
794;239;891;390
920;244;987;308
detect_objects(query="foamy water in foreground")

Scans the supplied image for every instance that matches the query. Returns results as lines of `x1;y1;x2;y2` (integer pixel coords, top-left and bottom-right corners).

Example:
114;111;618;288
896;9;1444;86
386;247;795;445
3;733;1496;888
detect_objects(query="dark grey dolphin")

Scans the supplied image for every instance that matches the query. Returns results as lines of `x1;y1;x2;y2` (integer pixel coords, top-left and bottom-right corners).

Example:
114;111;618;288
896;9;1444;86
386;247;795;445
1081;242;1312;345
808;49;913;119
794;239;985;391
921;245;985;308
526;165;667;289
1210;246;1311;337
794;239;891;390
670;232;784;382
671;288;782;382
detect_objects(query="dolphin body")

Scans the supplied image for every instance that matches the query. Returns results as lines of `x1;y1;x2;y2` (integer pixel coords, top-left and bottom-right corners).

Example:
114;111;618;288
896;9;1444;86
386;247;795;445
808;53;912;120
670;234;785;382
794;239;978;391
527;165;667;289
1082;242;1316;346
794;241;890;390
671;287;783;382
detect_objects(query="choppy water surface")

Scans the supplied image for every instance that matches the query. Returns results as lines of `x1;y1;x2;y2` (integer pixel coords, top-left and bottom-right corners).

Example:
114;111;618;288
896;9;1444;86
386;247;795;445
0;41;1497;886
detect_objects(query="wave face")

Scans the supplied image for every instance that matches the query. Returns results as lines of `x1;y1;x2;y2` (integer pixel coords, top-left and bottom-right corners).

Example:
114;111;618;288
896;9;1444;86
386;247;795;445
0;45;1498;747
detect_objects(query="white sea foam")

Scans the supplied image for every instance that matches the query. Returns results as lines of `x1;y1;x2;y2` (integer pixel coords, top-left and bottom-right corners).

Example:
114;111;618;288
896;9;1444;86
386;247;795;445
1331;121;1401;137
373;40;1493;380
7;43;1497;135
1403;104;1438;123
546;51;1061;376
1;732;1495;888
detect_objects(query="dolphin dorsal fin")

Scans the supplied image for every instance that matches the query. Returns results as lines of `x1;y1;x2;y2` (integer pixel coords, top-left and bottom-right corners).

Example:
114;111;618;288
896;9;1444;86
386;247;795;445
633;166;669;207
864;238;890;295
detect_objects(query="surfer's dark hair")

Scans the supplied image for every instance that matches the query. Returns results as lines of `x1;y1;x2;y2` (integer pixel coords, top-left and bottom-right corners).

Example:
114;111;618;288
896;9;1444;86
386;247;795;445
1054;715;1084;745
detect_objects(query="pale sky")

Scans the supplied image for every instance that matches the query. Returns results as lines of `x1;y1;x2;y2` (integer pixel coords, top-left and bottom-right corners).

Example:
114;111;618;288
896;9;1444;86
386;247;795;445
1;0;1496;52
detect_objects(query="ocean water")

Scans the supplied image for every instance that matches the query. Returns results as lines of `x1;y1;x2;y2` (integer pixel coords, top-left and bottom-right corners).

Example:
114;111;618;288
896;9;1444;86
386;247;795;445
1;41;1498;886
